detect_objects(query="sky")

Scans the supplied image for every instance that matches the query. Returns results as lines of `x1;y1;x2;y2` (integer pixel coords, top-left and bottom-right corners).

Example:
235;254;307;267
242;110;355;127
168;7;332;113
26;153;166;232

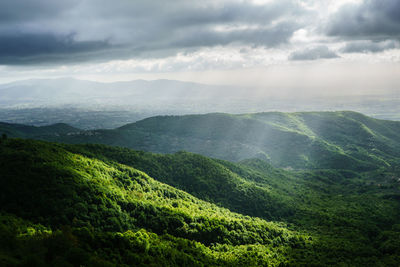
0;0;399;96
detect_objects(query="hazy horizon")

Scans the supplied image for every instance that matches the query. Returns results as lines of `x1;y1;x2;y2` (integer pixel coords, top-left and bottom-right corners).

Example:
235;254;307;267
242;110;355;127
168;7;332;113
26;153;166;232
1;0;399;125
0;0;399;98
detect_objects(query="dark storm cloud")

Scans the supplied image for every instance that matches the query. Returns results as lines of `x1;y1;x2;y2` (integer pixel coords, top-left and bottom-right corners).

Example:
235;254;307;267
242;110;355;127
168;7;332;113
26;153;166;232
0;0;306;65
326;0;400;40
0;33;114;65
169;21;298;48
0;0;77;23
289;46;339;61
341;40;399;53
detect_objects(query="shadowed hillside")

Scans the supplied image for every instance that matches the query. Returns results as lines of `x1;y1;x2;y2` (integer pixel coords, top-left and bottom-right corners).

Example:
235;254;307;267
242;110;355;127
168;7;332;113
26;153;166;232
3;111;400;170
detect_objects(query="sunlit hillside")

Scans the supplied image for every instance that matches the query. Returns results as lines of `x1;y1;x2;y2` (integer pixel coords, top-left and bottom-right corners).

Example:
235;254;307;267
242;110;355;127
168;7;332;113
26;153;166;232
0;136;399;265
4;111;400;170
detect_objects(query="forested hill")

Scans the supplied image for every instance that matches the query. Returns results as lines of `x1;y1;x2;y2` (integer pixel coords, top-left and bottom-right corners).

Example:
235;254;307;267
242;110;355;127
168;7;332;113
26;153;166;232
0;138;309;266
2;111;400;170
1;138;399;265
0;122;78;138
115;111;400;169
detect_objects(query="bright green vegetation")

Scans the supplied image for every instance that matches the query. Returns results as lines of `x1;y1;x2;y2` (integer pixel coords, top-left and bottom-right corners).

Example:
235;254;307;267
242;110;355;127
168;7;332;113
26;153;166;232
0;139;315;266
1;138;400;266
1;111;400;266
64;143;400;264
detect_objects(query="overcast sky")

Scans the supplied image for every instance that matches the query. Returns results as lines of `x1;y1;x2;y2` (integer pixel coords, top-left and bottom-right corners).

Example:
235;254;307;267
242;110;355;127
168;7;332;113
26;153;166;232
0;0;399;96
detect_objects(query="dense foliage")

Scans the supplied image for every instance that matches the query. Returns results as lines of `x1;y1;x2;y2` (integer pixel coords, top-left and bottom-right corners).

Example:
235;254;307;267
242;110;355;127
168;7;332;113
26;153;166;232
0;139;315;266
1;138;400;265
1;111;400;266
64;143;400;265
2;111;400;170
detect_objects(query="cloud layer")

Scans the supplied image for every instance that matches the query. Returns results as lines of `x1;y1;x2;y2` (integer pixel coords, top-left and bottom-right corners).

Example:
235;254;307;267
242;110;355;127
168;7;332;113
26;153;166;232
289;46;339;61
341;40;399;53
0;0;399;69
0;0;305;65
326;0;400;40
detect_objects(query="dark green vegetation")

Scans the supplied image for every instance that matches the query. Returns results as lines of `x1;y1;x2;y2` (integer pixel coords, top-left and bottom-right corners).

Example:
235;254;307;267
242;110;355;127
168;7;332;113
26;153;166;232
113;111;400;170
3;111;400;170
1;111;400;266
0;122;78;139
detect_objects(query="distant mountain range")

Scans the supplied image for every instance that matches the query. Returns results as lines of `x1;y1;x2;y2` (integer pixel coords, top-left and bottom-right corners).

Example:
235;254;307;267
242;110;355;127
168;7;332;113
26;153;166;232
0;77;237;108
1;78;400;122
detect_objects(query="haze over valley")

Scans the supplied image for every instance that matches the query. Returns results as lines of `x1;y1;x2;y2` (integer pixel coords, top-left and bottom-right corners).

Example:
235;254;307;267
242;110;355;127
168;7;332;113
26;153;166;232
1;78;400;129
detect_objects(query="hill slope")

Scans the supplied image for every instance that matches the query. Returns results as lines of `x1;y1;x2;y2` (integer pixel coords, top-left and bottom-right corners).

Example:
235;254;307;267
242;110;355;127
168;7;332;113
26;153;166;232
1;139;399;265
4;111;399;170
0;122;78;138
64;143;400;241
116;111;400;170
0;138;311;266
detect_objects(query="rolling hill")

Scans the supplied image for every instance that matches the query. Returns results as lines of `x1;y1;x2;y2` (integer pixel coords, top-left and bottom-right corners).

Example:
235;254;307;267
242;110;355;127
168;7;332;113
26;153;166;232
114;111;400;170
63;143;400;239
1;138;400;265
0;138;323;266
3;111;400;170
0;122;78;138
